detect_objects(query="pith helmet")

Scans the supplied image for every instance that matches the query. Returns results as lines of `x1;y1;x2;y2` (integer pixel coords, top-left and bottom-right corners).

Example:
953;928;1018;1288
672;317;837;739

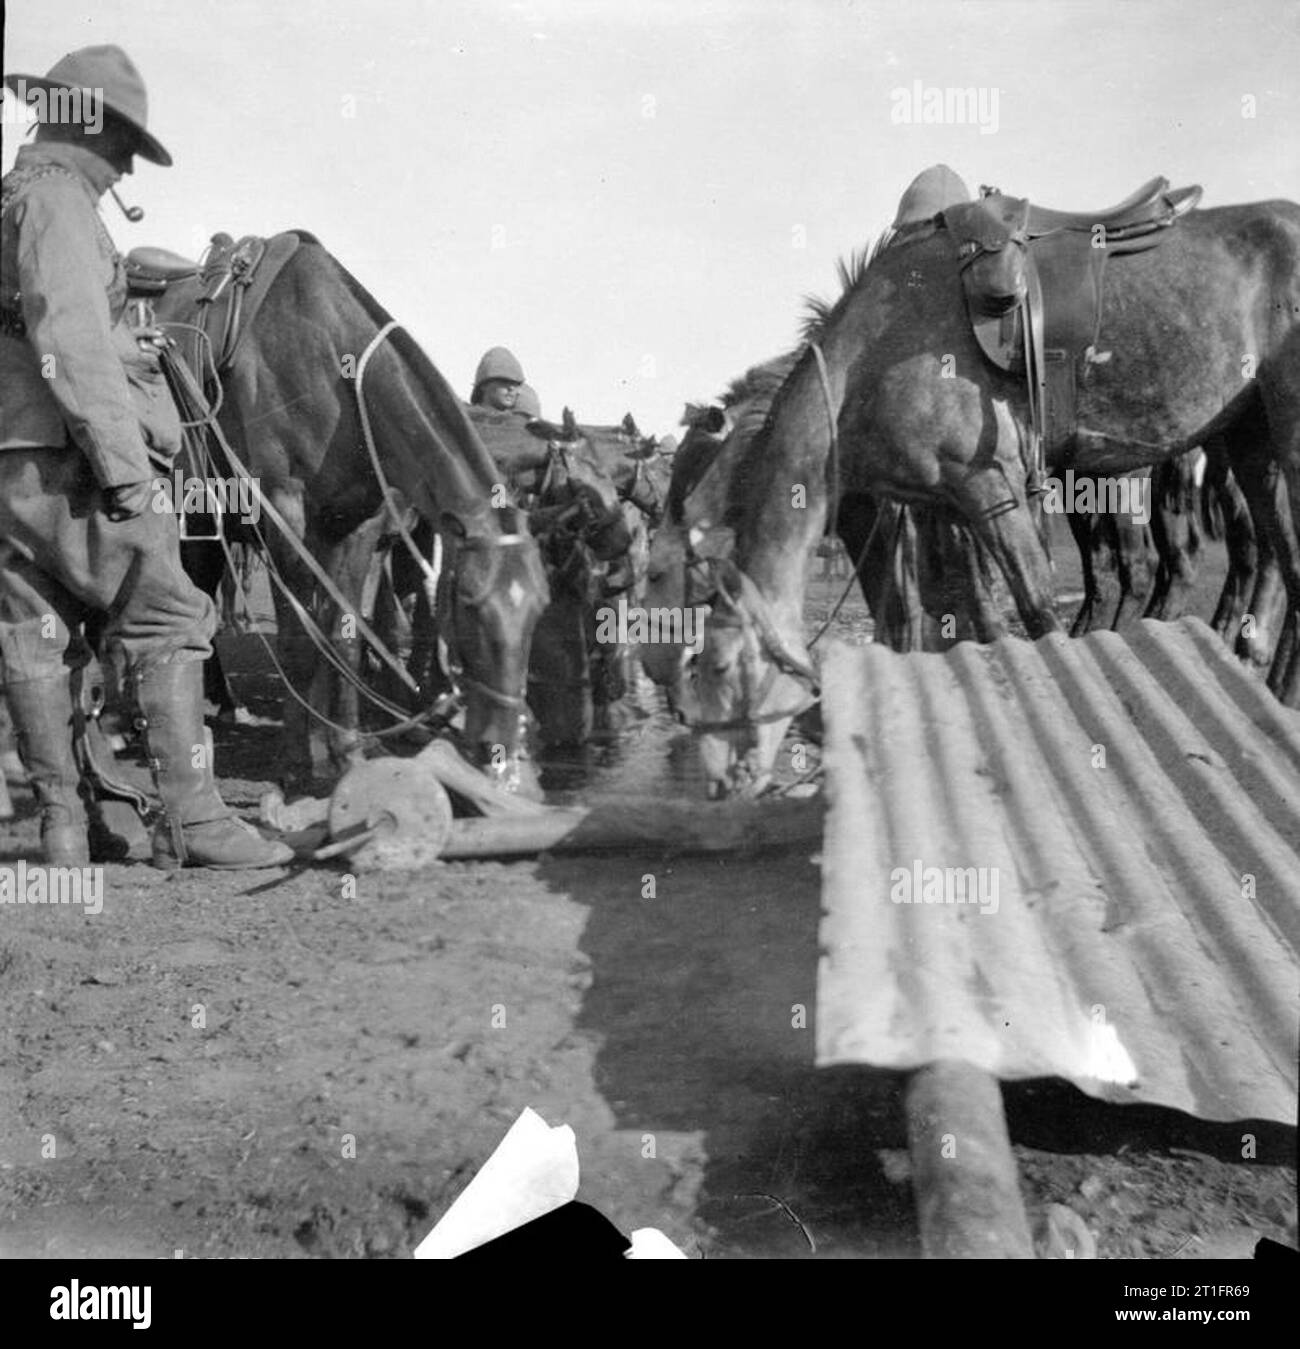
892;164;971;227
513;383;542;419
3;44;172;166
474;346;525;389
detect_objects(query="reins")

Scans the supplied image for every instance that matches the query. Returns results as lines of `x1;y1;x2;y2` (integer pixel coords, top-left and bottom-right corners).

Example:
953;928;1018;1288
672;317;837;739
157;319;532;738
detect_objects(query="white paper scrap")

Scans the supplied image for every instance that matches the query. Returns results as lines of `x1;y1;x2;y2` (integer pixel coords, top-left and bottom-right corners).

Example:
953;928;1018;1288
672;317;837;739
625;1228;688;1259
414;1107;579;1259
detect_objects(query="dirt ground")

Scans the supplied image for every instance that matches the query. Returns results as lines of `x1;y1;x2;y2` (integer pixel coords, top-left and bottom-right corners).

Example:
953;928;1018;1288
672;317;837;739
0;527;1295;1260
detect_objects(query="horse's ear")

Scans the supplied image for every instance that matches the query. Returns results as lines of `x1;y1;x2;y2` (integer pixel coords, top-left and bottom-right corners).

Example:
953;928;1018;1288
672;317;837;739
621;412;638;437
562;407;579;440
684;403;727;435
525;418;562;442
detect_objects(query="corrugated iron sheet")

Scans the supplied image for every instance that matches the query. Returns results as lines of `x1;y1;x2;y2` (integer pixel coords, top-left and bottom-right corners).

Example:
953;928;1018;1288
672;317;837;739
817;616;1300;1124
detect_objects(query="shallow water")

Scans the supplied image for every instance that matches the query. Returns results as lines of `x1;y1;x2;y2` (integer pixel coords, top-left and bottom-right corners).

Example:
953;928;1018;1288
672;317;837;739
535;667;708;802
533;560;879;801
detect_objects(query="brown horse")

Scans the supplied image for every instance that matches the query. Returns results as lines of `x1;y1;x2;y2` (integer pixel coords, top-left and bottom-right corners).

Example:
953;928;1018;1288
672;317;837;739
693;189;1300;794
647;319;1009;701
154;234;550;791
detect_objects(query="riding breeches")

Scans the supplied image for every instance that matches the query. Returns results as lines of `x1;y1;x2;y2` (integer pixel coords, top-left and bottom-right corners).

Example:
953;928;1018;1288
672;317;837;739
0;445;215;682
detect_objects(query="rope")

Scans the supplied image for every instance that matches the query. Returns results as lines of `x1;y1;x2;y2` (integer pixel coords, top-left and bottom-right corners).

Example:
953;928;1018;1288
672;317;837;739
162;345;422;700
807;508;890;650
810;341;840;539
353;320;444;601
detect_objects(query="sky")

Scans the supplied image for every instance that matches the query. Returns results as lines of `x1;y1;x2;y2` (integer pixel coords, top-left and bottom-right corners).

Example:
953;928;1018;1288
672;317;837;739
3;0;1297;437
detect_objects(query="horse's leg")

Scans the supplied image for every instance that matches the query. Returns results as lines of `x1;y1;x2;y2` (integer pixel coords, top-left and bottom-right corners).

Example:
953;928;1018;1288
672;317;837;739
1146;456;1201;622
1272;450;1300;705
367;547;419;713
1257;295;1300;703
1225;429;1289;674
838;494;896;647
961;524;1007;642
1206;449;1257;639
961;473;1060;639
261;484;321;791
889;506;929;651
1066;510;1112;636
527;588;589;749
916;508;997;647
1268;606;1300;706
1111;512;1156;631
319;517;391;777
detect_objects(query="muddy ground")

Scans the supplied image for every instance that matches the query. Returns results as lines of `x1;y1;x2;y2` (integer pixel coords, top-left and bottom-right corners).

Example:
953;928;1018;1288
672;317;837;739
1;525;1295;1260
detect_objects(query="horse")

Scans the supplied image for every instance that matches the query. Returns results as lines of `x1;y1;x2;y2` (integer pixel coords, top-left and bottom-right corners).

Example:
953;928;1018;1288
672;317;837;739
649;353;1001;700
462;405;639;748
667;347;1015;666
845;191;1300;667
151;233;551;792
644;272;1005;793
691;187;1300;795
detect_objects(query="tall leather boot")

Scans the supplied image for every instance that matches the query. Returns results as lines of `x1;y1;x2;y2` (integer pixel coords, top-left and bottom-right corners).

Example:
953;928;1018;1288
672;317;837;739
4;676;90;865
133;661;293;870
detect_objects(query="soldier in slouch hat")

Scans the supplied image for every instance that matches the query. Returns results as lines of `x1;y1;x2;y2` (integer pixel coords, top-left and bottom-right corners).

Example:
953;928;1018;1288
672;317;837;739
1;44;291;869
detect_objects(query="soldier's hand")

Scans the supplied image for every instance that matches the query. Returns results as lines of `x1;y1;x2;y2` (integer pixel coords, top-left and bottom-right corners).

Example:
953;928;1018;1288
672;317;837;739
103;480;154;522
131;324;168;356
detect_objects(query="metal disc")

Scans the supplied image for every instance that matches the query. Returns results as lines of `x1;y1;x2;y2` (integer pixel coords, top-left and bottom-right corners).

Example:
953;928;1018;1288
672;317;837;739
328;757;453;869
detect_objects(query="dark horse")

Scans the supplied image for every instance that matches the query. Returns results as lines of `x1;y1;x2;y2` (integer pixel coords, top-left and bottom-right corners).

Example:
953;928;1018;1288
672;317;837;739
153;234;550;792
693;187;1300;795
460;405;634;748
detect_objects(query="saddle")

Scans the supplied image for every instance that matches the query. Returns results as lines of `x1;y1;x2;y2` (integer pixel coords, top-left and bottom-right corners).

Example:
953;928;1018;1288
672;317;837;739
943;175;1203;475
125;230;316;542
125;229;316;375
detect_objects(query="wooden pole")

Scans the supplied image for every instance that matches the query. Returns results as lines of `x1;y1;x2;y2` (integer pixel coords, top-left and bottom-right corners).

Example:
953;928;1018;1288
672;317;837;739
904;1059;1034;1259
440;794;824;860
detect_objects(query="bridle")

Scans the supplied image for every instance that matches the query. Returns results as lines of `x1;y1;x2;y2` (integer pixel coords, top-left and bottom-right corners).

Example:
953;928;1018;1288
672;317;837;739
621;450;667;524
434;529;541;715
667;343;846;737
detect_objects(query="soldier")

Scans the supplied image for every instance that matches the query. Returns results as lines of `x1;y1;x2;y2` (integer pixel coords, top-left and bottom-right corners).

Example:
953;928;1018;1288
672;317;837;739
0;45;291;869
469;346;525;412
513;382;542;421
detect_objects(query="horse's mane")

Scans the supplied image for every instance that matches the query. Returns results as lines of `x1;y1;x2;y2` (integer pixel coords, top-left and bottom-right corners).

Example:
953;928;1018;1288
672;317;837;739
798;232;895;345
669;231;895;531
285;239;502;501
724;229;899;553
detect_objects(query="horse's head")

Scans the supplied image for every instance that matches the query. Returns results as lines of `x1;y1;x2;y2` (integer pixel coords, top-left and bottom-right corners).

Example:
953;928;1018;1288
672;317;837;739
640;402;734;692
437;506;550;791
670;351;830;799
517;409;641;748
668;534;818;798
526;409;634;566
